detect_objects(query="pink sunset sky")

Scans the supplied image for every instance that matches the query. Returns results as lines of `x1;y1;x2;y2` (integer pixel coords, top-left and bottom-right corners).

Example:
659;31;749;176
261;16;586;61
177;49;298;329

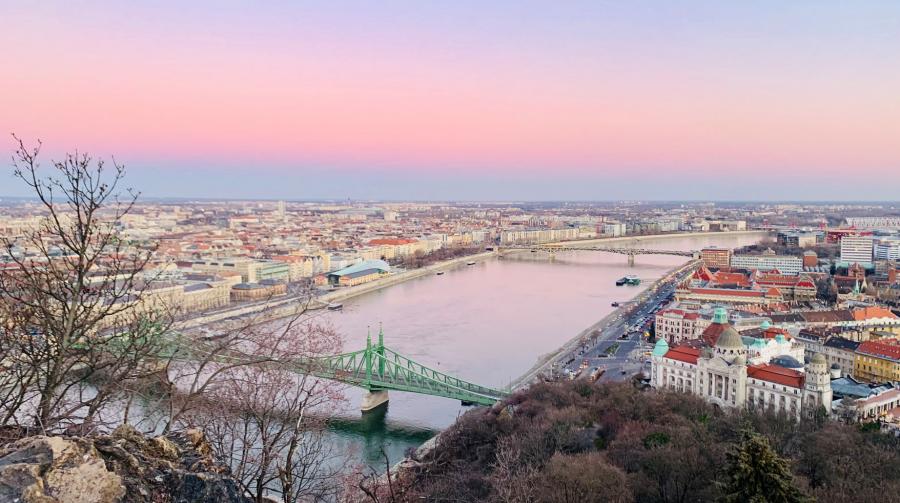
1;2;899;200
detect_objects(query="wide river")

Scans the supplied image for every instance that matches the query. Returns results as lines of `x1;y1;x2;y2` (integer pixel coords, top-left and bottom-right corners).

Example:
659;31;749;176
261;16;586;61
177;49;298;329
315;232;765;466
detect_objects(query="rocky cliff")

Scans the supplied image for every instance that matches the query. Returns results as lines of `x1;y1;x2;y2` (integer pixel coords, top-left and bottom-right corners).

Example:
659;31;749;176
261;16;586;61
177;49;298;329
0;425;250;503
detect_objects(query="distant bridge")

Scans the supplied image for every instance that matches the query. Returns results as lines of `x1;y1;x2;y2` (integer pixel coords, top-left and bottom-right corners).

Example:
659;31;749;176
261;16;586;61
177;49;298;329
500;244;697;266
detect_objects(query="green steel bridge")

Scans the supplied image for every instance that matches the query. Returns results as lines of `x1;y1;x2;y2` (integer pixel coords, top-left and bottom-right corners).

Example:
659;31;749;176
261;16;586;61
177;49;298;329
309;328;508;407
155;327;509;411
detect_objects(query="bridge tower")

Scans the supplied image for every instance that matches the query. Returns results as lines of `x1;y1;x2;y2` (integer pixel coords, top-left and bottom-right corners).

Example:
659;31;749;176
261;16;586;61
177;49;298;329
361;327;389;412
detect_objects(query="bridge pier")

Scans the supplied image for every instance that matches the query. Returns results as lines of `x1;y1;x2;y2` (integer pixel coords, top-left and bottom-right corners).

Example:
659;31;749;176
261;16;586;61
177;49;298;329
361;390;389;412
627;254;635;267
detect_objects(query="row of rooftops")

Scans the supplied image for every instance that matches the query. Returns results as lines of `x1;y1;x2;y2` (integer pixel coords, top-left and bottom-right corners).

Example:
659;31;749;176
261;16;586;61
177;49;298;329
682;266;818;298
857;339;900;363
769;305;899;325
657;305;900;395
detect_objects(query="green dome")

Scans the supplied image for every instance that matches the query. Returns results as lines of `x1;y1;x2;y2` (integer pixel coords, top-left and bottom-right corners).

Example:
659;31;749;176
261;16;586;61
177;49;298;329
652;338;670;357
761;320;771;330
775;334;786;343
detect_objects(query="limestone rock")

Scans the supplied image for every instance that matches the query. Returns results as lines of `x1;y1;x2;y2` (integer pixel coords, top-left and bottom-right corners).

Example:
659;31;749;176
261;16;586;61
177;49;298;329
0;435;125;503
0;428;251;503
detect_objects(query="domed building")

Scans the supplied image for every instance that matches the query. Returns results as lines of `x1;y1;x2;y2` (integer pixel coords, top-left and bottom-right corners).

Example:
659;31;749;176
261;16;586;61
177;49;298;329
770;355;804;371
651;308;833;418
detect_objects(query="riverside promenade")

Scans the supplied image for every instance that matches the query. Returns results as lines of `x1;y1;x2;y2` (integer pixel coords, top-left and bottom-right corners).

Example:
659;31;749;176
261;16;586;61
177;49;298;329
507;258;701;390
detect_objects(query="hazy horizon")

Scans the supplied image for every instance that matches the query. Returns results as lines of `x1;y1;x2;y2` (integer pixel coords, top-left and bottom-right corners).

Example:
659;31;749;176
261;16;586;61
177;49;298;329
3;1;899;200
2;167;898;202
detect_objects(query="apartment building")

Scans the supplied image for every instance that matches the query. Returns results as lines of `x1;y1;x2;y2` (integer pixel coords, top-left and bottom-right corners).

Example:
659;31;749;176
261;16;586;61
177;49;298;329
192;257;291;283
730;253;803;275
855;339;900;382
840;235;874;267
700;247;732;269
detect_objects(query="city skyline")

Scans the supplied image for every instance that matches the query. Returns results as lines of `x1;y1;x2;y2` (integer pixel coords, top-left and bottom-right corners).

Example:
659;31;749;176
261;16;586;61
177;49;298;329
4;3;900;499
2;1;899;200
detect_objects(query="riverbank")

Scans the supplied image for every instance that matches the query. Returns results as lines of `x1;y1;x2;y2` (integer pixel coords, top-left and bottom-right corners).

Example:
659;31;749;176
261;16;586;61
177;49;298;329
177;251;496;331
317;251;496;305
507;257;701;390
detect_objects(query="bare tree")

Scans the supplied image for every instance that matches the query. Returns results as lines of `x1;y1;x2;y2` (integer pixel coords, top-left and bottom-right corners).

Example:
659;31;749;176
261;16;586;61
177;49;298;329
0;136;170;432
146;293;323;434
0;137;353;501
491;434;539;503
356;449;402;503
179;317;349;503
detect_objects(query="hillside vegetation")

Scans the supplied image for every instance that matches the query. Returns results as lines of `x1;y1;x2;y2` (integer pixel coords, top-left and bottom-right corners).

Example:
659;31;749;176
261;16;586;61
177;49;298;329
397;381;900;503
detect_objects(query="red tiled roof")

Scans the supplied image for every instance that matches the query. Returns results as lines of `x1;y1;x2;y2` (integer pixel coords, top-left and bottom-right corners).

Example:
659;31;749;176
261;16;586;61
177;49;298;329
747;364;805;388
852;307;898;321
663;346;700;365
857;339;900;362
756;279;795;287
763;327;791;340
689;288;766;298
693;267;715;282
713;272;750;286
702;322;728;346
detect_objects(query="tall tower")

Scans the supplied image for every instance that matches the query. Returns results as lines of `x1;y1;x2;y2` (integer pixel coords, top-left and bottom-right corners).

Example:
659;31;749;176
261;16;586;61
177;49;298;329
276;200;286;222
804;353;833;414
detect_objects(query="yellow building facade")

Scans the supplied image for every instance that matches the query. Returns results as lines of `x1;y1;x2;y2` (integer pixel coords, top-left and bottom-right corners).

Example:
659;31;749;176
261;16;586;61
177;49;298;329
854;339;900;382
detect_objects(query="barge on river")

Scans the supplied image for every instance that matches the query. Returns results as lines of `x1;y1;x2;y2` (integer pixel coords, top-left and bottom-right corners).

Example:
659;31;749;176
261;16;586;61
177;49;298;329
615;275;641;286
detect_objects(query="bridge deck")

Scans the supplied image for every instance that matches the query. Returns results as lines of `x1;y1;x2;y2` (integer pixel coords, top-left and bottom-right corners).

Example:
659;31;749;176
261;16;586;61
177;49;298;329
501;244;695;256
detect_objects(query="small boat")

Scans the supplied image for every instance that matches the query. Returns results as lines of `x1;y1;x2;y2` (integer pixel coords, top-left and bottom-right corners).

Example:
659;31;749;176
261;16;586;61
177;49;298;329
615;277;628;286
611;302;620;307
327;303;343;311
466;261;476;266
436;271;445;275
624;275;641;286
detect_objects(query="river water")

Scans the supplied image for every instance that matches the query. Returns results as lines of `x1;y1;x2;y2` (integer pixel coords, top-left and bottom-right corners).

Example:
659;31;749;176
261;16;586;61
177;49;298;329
317;233;765;466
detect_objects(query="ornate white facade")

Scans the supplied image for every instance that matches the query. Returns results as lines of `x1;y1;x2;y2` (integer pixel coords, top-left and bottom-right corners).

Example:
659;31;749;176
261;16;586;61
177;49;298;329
651;308;832;419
